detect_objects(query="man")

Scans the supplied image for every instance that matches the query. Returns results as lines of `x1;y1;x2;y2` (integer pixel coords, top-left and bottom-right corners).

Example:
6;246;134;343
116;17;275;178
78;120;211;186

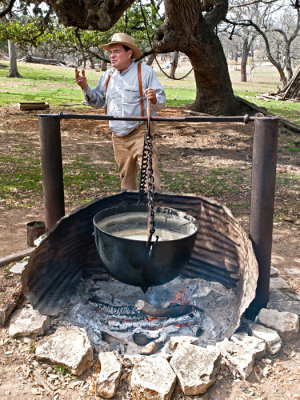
75;32;166;191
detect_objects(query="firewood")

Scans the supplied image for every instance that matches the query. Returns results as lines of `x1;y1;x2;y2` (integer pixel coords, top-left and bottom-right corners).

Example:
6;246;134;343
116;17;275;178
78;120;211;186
140;340;164;355
135;299;204;318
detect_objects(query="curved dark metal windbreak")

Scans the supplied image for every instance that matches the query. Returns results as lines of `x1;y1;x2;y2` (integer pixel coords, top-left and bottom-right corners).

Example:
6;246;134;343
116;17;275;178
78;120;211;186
37;112;279;316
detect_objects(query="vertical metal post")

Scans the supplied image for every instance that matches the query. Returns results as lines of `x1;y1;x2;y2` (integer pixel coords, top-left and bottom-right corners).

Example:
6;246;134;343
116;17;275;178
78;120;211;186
246;115;279;319
39;115;65;231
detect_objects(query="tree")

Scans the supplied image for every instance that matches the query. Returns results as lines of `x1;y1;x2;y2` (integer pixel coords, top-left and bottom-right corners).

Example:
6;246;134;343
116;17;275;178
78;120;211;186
225;0;300;87
0;2;161;68
6;39;21;76
220;1;260;82
153;0;238;114
2;0;239;115
1;1;21;77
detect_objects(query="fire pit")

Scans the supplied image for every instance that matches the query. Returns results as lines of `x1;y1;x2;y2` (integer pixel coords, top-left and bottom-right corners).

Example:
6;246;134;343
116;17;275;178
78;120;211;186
22;191;258;352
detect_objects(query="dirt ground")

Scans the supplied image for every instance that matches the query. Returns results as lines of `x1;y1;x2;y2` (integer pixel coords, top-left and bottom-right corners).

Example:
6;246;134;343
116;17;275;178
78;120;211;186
0;105;299;399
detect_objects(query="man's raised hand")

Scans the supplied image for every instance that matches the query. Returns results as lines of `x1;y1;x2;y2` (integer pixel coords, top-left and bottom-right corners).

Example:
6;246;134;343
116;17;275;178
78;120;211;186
75;68;88;91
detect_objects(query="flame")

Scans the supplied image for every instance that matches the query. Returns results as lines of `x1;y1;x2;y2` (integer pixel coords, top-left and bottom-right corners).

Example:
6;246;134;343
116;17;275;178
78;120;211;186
176;321;193;327
147;316;165;321
172;291;189;305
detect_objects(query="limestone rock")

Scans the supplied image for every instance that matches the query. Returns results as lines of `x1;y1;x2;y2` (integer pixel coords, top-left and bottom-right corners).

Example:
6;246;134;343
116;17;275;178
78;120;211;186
251;323;282;355
131;356;176;400
230;332;266;359
270;277;292;291
170;343;221;395
268;290;300;316
256;308;299;341
96;351;122;398
216;339;254;379
8;304;50;338
270;266;279;277
168;335;199;351
35;326;93;375
121;353;144;368
9;260;28;274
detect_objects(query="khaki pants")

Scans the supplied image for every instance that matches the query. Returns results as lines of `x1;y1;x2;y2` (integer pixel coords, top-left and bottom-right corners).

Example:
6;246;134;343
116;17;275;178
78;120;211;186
112;123;161;191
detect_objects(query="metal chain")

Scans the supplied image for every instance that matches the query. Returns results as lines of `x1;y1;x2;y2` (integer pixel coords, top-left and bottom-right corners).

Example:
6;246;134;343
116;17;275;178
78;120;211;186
138;131;148;203
146;119;155;245
138;101;156;247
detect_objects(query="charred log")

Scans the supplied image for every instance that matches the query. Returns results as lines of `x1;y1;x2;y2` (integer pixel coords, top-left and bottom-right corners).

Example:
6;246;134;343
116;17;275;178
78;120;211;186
88;297;144;319
108;312;202;332
135;299;204;318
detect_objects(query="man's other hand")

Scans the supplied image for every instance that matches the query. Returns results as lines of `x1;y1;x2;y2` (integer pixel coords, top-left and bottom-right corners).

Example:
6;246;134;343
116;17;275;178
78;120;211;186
144;88;157;104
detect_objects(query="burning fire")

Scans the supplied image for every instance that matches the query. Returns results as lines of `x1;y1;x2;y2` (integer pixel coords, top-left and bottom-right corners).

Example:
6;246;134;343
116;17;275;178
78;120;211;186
172;291;188;305
147;316;166;321
176;321;193;327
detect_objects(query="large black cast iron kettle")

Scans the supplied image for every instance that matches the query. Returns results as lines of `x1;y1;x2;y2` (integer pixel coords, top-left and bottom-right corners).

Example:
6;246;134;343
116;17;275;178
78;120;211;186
93;204;199;291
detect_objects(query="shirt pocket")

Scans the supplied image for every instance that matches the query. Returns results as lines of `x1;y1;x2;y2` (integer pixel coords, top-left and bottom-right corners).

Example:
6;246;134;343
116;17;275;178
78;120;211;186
123;88;140;105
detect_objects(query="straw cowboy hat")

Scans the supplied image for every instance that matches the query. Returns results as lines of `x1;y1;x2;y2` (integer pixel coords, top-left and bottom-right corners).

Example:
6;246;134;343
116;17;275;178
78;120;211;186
102;33;142;59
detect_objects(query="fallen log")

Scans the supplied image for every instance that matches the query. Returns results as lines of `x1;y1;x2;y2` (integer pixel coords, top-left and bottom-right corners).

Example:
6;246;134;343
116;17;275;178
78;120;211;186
23;54;66;66
18;102;49;111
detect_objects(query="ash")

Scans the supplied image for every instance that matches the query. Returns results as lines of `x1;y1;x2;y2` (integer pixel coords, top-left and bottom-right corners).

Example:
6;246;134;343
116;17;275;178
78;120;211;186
57;276;237;354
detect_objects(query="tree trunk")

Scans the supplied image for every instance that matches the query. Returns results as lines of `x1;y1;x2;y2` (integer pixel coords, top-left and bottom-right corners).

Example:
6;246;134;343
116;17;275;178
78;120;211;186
282;40;293;81
274;63;288;87
146;54;155;66
101;60;107;71
170;51;179;79
6;40;21;78
241;39;249;82
154;0;237;115
89;57;95;69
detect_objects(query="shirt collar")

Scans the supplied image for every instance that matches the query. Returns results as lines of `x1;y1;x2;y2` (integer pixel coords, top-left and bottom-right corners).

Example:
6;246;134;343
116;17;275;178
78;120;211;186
118;61;136;75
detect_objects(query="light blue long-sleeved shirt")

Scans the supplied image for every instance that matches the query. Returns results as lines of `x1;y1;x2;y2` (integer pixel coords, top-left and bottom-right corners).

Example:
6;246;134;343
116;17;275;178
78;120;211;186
83;62;166;136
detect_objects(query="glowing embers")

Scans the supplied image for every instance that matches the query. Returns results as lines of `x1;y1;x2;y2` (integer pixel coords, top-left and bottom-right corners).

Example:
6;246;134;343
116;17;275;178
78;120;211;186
60;276;237;355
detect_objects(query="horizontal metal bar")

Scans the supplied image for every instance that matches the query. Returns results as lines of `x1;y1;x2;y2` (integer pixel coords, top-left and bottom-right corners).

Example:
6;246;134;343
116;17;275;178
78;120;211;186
34;112;277;123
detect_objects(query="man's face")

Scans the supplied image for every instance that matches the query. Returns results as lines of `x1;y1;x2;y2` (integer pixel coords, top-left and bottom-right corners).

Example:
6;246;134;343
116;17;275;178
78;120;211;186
109;44;133;72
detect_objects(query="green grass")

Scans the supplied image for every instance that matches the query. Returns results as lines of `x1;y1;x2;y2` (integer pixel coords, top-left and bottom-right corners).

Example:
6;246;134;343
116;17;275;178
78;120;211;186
234;89;300;125
161;167;250;198
63;155;120;201
0;61;100;106
0;60;298;125
0;149;43;208
276;171;300;192
229;67;300;125
55;365;69;376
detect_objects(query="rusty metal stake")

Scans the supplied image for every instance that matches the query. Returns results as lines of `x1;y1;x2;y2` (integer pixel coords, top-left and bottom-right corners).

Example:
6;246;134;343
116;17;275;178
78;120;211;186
246;115;279;319
39;115;65;231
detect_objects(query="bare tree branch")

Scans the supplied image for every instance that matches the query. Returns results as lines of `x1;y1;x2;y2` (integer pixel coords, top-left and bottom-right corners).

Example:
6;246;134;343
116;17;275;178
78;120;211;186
74;28;109;63
229;0;281;10
224;16;288;85
0;0;16;18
